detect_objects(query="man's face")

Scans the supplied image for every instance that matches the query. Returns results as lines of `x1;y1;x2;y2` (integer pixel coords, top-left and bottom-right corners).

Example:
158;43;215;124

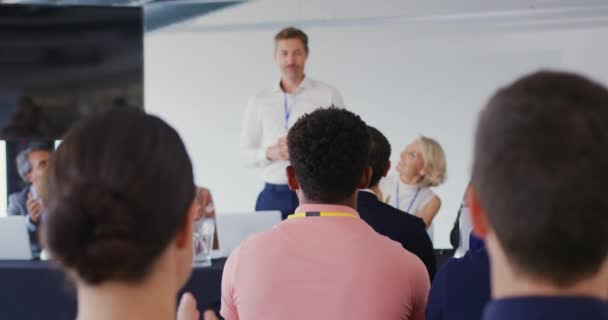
27;150;50;186
274;38;308;81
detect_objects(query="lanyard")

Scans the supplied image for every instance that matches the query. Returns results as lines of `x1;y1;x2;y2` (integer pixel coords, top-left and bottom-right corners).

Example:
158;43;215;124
396;183;421;213
287;211;359;219
283;93;295;131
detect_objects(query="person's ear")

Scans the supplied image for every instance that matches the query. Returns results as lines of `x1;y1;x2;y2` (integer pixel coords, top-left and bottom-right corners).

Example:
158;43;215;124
382;160;391;177
26;171;34;184
468;186;491;239
358;166;372;189
286;166;299;191
175;201;197;249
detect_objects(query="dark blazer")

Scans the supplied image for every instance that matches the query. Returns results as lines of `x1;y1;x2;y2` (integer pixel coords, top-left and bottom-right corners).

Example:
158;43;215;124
8;185;40;253
357;190;436;280
426;247;491;320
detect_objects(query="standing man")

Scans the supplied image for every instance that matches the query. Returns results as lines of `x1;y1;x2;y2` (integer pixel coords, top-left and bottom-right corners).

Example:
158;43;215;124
240;27;345;219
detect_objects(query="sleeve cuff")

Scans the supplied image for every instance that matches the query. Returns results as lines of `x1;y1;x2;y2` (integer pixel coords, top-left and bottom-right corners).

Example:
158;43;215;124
25;216;38;232
256;148;272;167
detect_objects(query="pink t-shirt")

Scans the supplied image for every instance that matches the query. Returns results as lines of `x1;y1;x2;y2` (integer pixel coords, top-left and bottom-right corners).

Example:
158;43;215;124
220;204;430;320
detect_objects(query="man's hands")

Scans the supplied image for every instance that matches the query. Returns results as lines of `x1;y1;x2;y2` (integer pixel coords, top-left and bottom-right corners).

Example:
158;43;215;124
26;192;42;224
266;136;289;161
177;292;200;320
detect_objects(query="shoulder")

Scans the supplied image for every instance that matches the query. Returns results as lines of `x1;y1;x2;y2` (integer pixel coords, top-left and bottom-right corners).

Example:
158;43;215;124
7;188;29;215
307;78;341;95
308;78;336;90
379;175;399;191
371;198;425;227
247;87;276;105
420;189;440;207
430;194;441;206
9;187;29;202
420;187;437;198
438;248;489;283
8;191;20;202
394;245;429;283
383;204;428;241
370;226;425;268
430;248;491;311
358;195;428;243
232;223;283;257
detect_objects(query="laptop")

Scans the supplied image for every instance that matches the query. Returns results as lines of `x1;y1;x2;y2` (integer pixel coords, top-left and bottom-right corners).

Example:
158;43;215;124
0;216;33;260
212;211;282;258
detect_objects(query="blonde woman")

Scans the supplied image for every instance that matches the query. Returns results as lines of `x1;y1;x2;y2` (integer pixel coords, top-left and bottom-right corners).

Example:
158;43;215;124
379;135;446;228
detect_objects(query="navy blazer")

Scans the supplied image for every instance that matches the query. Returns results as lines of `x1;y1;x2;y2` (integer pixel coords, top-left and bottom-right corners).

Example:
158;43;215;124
357;190;436;280
483;297;608;320
426;247;491;320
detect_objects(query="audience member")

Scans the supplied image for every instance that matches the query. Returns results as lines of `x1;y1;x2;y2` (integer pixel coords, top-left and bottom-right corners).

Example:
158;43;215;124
240;27;345;219
222;108;429;320
380;135;446;228
450;187;485;257
469;71;608;320
194;186;218;249
426;246;490;320
357;126;436;279
42;110;200;320
450;189;470;258
7;141;52;254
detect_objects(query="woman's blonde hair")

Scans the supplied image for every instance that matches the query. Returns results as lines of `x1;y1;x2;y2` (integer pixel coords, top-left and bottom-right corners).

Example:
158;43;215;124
415;135;447;187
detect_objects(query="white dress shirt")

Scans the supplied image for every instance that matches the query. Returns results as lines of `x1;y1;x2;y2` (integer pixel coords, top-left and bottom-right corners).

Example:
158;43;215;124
378;175;435;215
240;76;345;184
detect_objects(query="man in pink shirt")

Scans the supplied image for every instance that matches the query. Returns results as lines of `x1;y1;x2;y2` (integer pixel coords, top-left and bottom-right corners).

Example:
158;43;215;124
221;107;429;320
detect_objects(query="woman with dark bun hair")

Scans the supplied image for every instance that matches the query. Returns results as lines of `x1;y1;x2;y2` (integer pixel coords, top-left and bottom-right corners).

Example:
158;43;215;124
41;109;200;320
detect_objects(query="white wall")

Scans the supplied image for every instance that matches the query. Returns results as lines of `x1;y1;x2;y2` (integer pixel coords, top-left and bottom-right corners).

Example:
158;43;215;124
145;1;608;248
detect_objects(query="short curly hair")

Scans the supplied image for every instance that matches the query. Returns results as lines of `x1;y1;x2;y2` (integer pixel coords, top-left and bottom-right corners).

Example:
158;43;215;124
287;107;370;202
367;126;391;188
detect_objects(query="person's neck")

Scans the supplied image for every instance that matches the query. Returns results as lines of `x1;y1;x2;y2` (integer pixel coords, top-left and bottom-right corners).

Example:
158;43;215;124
76;269;178;320
298;192;358;210
399;174;422;185
368;185;382;199
488;236;608;300
281;74;305;94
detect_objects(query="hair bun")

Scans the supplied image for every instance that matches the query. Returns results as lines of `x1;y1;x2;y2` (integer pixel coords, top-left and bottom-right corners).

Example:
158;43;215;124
43;109;195;285
45;183;144;284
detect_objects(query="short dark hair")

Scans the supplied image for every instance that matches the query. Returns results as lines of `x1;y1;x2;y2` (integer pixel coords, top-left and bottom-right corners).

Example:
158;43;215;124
16;141;53;182
274;27;309;53
367;126;391;188
287;107;369;202
472;70;608;286
43;109;195;285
